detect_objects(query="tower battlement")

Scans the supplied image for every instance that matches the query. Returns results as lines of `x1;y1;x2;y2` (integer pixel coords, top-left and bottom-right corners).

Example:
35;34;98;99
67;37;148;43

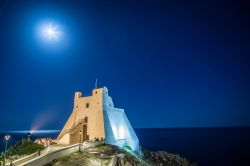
74;92;82;99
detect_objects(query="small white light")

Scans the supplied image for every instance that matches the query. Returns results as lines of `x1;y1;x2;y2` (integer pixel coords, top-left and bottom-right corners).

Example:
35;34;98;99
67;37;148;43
4;135;11;141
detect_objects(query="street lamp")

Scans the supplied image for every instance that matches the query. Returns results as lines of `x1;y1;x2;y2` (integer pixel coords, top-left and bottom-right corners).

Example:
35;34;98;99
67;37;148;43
79;130;82;152
4;134;11;164
100;153;104;166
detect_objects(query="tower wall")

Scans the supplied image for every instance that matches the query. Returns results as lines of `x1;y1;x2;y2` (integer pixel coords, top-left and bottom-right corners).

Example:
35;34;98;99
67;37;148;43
57;88;105;144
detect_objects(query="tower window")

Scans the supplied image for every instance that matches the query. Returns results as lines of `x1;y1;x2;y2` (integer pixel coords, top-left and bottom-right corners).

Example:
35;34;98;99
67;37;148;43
86;103;89;108
84;117;88;123
95;91;98;94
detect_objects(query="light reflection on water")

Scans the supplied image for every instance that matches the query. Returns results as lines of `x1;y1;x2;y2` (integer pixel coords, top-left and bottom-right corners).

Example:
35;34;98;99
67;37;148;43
0;130;60;134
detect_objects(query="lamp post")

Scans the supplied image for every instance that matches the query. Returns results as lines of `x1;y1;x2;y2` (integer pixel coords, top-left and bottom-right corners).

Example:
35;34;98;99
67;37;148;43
79;130;82;152
4;134;11;164
100;153;104;166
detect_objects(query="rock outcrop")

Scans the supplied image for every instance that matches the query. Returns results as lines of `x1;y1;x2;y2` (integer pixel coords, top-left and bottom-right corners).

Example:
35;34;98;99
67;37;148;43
142;149;197;166
46;144;197;166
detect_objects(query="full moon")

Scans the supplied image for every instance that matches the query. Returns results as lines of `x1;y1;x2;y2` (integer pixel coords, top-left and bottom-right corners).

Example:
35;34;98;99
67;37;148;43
41;22;62;41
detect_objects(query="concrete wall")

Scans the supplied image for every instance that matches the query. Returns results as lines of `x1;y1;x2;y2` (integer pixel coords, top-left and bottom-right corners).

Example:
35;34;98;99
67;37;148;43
20;144;80;166
82;141;104;148
6;153;38;166
103;88;139;153
57;133;70;145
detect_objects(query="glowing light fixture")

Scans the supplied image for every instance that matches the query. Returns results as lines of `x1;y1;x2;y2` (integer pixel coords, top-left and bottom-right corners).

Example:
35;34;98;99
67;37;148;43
4;134;11;141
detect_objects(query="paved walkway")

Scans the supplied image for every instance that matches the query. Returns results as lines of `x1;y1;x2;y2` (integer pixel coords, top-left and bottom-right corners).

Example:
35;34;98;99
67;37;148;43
12;142;107;166
6;144;70;166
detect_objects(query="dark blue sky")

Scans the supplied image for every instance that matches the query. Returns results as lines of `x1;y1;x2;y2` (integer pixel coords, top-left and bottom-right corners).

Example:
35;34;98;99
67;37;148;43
0;0;249;130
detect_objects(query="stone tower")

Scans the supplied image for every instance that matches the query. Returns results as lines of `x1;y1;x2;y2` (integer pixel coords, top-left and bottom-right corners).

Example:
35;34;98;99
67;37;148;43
57;87;139;153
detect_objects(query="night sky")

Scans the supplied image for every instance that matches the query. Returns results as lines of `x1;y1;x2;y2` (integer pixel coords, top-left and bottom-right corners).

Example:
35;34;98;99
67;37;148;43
0;0;249;131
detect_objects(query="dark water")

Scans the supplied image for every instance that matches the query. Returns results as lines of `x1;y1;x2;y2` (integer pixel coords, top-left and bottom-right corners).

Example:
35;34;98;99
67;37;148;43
1;127;250;166
136;127;250;166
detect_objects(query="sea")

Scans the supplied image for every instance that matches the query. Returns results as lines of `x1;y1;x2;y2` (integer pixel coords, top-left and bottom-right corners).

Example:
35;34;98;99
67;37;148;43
0;127;250;166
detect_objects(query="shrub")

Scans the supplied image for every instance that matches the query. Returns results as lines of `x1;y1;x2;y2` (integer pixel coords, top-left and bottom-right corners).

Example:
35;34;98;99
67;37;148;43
0;139;45;161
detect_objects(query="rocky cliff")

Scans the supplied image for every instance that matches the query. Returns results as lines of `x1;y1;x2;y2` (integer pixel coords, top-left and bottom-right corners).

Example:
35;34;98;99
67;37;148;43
46;144;197;166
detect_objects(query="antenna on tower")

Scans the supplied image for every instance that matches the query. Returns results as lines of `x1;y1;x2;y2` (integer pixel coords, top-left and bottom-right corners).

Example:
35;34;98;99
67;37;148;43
95;78;98;89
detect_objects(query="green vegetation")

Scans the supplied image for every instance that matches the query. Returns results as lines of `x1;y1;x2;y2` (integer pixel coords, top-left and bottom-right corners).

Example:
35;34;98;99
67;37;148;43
0;139;44;162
